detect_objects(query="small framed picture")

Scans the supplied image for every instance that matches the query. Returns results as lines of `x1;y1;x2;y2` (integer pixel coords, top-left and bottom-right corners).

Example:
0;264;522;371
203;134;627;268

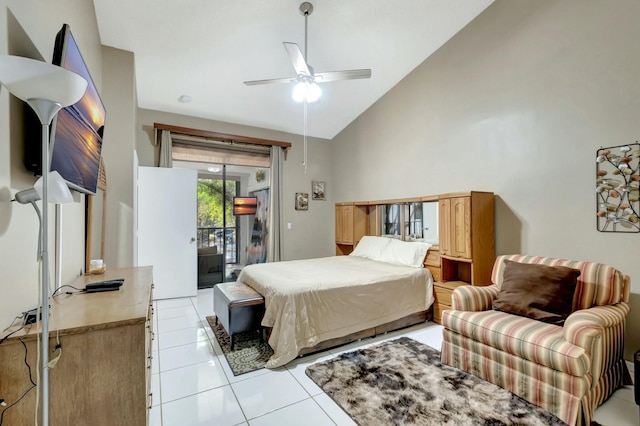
312;181;326;200
295;192;309;211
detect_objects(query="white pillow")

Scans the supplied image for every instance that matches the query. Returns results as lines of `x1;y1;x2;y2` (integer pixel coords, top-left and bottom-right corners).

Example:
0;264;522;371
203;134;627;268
378;238;432;268
349;236;391;260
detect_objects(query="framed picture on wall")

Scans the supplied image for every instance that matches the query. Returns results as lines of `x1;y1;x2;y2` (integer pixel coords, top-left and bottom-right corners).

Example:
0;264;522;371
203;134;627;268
295;192;309;211
312;181;326;200
246;188;270;264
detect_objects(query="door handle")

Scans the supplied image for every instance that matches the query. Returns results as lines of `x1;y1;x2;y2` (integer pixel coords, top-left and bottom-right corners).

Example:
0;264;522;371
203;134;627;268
190;237;196;243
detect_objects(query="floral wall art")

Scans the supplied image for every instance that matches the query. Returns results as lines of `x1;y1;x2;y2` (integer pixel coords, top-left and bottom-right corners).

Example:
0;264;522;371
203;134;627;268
596;142;640;232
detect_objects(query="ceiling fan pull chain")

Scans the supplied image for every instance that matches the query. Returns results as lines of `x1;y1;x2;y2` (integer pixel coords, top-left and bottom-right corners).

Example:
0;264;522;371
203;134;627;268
303;99;308;174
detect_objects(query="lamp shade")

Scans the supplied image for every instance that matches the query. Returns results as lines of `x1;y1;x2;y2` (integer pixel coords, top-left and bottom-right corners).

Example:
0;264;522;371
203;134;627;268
0;55;87;106
34;171;74;204
233;196;257;215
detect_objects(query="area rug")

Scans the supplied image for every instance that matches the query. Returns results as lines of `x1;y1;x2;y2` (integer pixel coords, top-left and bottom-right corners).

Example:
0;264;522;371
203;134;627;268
206;316;273;376
306;337;567;426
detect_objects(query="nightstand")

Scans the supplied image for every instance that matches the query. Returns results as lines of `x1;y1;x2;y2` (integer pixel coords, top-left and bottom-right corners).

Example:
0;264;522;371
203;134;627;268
433;280;467;324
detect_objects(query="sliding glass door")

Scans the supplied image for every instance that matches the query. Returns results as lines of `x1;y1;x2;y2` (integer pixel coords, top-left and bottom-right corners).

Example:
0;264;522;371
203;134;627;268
194;164;270;285
170;135;273;287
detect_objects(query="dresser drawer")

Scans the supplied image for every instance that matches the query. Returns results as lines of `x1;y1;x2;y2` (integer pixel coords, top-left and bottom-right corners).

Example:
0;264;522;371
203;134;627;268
426;266;441;282
433;302;449;324
424;249;441;267
434;286;453;306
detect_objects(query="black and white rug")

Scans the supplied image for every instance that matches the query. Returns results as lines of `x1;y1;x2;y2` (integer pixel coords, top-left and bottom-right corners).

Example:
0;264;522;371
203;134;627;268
206;316;273;376
306;337;568;426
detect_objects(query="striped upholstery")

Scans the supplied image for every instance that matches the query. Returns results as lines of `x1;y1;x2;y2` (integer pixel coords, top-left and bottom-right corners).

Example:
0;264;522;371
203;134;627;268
451;284;499;311
444;310;589;375
441;254;632;426
490;254;628;309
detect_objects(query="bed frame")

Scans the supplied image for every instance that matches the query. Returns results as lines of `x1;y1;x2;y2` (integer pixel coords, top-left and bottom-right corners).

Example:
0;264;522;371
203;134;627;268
267;246;441;358
296;309;432;356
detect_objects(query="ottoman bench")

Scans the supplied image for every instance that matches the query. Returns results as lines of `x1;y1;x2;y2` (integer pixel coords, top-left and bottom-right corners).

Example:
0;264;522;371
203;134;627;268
213;281;265;350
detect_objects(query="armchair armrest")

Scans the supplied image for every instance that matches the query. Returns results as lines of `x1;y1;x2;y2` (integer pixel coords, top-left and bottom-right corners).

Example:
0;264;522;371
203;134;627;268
451;284;500;311
563;302;630;380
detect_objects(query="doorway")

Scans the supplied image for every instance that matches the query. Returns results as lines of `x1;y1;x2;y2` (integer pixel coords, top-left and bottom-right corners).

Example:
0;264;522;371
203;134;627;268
159;125;284;287
180;163;270;287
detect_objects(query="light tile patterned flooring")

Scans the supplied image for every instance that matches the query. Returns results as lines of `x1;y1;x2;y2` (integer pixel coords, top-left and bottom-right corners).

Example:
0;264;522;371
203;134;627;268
150;288;637;425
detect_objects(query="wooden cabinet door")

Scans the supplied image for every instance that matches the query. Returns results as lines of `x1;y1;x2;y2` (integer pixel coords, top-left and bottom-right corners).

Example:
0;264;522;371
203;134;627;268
342;205;354;244
450;197;471;259
439;198;451;255
335;205;354;244
335;206;344;243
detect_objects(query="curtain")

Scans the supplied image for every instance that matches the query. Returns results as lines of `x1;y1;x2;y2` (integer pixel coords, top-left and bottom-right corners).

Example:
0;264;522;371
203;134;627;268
158;130;173;167
171;141;270;167
267;146;284;262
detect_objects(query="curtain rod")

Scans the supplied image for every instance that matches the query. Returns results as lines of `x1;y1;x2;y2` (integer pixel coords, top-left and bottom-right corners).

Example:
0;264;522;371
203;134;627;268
154;122;292;148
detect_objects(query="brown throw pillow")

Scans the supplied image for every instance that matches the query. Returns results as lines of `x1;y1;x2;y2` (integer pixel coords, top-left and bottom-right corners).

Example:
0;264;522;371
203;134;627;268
493;260;580;326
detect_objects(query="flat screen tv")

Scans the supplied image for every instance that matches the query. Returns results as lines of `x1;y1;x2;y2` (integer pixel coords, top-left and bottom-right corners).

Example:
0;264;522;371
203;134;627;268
24;23;106;195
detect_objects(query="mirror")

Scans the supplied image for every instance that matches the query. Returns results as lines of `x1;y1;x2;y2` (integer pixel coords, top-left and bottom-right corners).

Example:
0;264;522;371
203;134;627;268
403;201;439;244
421;201;439;244
85;158;106;273
404;202;423;240
379;204;402;238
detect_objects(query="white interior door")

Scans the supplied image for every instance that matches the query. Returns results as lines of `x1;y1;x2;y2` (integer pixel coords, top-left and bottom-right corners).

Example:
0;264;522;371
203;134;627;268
137;166;197;299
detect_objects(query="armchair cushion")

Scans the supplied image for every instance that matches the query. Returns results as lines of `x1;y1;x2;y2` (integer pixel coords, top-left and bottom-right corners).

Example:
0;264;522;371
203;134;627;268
492;260;580;326
443;309;590;376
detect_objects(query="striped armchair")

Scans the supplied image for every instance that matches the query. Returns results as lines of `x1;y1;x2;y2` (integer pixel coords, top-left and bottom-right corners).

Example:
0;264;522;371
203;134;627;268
441;255;632;426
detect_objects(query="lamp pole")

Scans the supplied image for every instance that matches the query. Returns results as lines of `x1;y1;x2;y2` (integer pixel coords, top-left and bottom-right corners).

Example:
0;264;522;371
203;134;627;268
28;99;63;426
0;55;87;426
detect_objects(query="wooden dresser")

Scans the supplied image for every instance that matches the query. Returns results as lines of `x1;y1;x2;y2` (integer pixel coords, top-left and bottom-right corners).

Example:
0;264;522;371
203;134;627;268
0;266;154;426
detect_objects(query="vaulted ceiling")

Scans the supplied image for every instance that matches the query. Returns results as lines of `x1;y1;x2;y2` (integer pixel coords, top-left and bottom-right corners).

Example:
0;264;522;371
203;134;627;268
93;0;494;139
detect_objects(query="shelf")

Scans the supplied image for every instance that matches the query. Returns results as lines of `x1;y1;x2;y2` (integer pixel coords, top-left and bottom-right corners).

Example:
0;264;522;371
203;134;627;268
440;254;472;263
441;257;472;284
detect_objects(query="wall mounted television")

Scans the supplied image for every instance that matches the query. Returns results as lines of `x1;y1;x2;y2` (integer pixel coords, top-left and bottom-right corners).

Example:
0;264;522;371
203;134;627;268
24;23;106;195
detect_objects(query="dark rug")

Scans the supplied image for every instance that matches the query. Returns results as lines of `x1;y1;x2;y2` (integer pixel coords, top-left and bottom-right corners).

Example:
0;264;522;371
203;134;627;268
306;337;568;426
206;316;273;376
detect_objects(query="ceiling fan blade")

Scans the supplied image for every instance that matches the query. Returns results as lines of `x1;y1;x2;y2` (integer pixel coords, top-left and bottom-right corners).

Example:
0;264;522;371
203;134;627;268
315;69;372;82
243;77;297;86
283;42;311;76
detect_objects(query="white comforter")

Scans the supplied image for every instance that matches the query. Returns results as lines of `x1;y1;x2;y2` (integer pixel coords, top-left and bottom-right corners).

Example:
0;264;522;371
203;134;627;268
238;256;434;368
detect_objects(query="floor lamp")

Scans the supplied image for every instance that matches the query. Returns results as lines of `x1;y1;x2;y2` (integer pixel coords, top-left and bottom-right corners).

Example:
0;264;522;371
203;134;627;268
0;55;87;425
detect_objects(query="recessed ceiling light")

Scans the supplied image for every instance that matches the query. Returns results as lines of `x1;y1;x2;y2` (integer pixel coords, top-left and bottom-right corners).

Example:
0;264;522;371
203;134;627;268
178;94;192;103
207;166;221;173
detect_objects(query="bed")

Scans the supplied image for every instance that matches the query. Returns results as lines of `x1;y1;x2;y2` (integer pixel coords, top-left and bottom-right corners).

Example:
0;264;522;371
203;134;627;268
237;236;435;368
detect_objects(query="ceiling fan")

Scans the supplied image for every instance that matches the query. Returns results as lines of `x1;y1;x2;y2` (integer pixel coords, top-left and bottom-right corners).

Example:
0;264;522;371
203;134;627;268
243;2;372;103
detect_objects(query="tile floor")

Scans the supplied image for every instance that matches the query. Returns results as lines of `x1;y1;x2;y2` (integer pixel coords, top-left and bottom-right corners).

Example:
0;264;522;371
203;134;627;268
149;287;637;425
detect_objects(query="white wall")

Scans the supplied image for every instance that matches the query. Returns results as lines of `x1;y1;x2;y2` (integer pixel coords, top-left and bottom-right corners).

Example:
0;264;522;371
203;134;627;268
331;0;640;358
136;108;335;261
0;0;103;327
101;46;137;268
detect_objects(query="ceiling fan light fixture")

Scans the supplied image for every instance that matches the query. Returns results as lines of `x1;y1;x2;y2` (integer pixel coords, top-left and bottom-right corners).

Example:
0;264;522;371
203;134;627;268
292;80;321;103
